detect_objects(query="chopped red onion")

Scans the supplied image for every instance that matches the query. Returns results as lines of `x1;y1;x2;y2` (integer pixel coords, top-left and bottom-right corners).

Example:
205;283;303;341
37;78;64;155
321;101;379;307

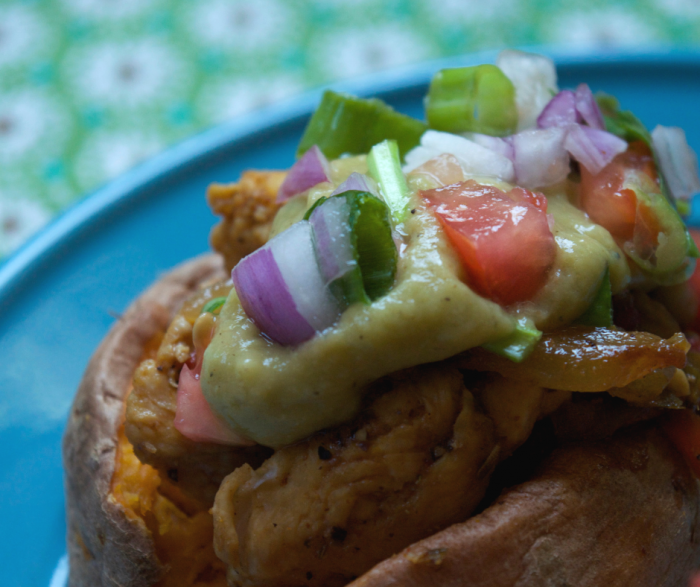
538;85;605;133
537;90;579;129
277;145;331;202
511;127;570;188
405;130;515;183
309;196;356;286
564;124;627;175
575;84;605;131
652;125;700;201
233;221;340;345
272;222;342;331
496;50;558;131
331;172;378;197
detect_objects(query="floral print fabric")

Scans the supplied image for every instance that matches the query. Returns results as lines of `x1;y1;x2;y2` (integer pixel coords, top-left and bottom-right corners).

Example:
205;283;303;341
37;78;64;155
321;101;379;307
1;0;699;258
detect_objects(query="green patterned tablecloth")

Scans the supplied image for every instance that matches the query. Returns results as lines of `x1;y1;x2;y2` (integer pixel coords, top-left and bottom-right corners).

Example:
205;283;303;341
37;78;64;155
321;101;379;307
1;0;699;258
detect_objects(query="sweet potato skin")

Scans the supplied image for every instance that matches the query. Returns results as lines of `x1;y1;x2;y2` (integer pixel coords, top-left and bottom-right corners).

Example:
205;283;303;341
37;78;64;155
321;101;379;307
348;425;700;587
63;255;225;587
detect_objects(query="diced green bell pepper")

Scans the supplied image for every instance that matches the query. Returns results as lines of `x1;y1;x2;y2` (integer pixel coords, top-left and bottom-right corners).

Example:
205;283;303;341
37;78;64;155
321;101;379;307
425;64;518;137
297;90;427;160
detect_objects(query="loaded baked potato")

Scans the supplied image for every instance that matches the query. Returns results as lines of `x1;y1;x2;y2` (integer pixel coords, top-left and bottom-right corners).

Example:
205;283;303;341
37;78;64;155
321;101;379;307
64;50;700;587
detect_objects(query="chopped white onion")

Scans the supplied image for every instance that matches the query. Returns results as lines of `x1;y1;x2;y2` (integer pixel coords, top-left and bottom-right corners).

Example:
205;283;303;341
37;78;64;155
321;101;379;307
496;49;558;132
564;124;627;176
511;127;570;189
405;130;515;182
652;125;700;201
277;145;331;202
233;221;340;345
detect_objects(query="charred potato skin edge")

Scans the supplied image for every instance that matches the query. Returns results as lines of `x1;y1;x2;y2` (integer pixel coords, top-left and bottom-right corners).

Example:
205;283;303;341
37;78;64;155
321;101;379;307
63;255;225;587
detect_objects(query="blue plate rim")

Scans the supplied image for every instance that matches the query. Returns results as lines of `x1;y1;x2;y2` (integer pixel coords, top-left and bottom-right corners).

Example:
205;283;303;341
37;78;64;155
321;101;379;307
2;47;700;305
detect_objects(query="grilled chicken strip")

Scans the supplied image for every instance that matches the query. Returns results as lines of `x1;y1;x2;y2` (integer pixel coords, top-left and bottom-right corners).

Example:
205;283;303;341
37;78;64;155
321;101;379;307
213;365;499;587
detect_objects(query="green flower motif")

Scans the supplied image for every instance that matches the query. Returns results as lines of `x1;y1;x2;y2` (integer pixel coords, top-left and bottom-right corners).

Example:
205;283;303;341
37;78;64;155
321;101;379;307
0;0;698;259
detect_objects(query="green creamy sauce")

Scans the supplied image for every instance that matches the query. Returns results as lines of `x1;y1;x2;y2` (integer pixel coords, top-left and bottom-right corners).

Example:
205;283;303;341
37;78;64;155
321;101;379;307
202;172;632;449
524;189;630;330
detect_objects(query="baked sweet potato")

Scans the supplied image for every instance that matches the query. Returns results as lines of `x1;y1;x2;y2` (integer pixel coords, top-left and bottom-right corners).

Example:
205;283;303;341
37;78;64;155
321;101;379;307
63;253;700;586
63;255;227;587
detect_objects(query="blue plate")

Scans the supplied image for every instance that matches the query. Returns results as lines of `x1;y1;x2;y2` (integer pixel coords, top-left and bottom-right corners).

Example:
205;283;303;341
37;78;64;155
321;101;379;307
1;50;699;587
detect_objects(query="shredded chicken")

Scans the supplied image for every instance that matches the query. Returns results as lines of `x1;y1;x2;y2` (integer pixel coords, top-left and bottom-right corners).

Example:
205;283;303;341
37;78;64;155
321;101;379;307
207;171;285;273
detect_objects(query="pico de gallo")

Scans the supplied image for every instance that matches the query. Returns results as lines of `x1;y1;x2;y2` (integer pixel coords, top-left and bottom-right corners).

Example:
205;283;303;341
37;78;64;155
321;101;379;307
174;50;700;451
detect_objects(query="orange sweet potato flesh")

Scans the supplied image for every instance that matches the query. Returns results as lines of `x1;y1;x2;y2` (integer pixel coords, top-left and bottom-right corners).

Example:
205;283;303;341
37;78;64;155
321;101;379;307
112;427;226;587
348;424;700;587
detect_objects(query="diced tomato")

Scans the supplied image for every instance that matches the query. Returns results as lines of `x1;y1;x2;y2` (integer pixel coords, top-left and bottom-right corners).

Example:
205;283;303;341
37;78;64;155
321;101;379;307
663;409;700;479
507;186;549;213
174;312;254;446
579;141;661;250
174;364;253;445
422;179;556;306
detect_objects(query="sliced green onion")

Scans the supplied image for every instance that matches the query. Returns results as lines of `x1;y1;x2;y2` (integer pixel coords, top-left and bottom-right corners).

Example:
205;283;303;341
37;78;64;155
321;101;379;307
202;296;227;315
574;267;612;328
367;139;411;225
482;317;542;363
425;65;518;137
309;190;397;306
297;90;427;160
